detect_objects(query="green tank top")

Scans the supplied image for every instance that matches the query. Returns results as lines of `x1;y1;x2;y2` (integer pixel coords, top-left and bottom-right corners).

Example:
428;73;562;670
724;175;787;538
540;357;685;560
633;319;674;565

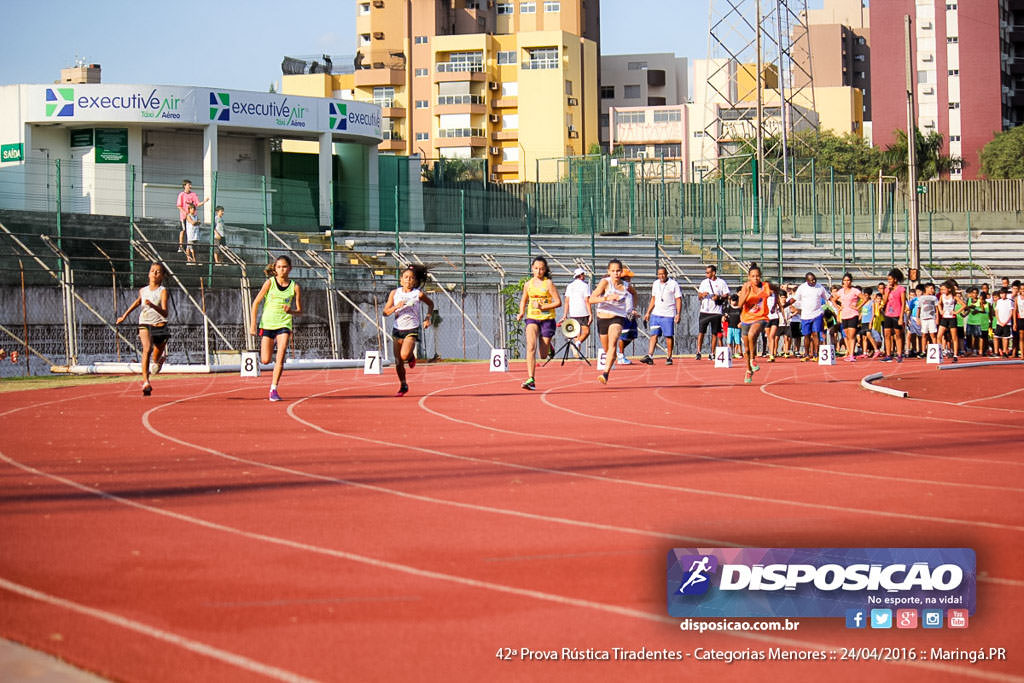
260;278;296;330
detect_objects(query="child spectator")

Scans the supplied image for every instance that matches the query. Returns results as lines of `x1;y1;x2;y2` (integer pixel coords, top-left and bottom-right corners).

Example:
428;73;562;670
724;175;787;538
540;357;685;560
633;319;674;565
993;288;1014;357
905;285;923;358
916;282;939;351
184;204;200;264
213;205;226;265
724;294;743;359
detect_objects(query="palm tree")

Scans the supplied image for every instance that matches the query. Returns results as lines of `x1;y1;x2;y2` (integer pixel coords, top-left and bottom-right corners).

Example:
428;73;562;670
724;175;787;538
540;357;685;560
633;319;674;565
882;129;957;182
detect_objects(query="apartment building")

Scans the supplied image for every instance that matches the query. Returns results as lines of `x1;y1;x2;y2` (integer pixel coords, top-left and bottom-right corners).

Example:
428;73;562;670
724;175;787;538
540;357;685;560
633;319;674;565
598;53;688;149
338;0;599;182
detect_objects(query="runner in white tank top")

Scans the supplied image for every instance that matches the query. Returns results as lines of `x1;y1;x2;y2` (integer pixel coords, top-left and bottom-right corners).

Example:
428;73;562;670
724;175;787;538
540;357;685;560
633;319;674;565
116;262;170;396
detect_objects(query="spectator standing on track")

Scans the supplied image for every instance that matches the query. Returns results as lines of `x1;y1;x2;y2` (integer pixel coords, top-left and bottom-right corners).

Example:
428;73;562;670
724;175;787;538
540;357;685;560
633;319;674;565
590;259;630;385
858;289;878;358
116;262;169;397
516;257;562;391
383;265;434;397
794;272;828;362
250;255;303;402
905;285;924;358
736;263;778;384
764;285;781;361
695;265;730;360
175;179;208;253
881;268;908;362
993;288;1014;357
832;273;867;363
786;284;802;357
1013;280;1024;358
916;282;939;351
937;281;964;361
776;285;794;357
724;294;743;359
559;267;592;353
641;267;682;365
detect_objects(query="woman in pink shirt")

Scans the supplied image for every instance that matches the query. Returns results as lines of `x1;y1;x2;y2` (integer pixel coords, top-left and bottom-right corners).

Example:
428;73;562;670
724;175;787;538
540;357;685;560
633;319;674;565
881;268;907;362
832;273;868;362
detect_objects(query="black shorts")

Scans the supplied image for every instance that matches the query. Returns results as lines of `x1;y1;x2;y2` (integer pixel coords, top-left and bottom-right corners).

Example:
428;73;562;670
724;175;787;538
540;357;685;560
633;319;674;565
790;321;802;338
392;327;419;340
994;324;1012;338
939;317;958;330
882;316;903;330
259;327;291;339
597;316;626;335
139;324;169;345
858;323;870;335
570;316;590;328
767;318;780;328
778;325;792;338
842;318;860;330
698;312;723;335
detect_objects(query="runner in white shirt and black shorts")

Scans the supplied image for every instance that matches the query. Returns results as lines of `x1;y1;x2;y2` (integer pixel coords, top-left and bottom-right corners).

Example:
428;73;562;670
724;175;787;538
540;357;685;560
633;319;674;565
695;265;730;360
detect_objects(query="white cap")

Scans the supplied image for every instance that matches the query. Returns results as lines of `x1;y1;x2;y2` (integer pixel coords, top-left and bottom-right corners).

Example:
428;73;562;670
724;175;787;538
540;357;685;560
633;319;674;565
573;267;586;277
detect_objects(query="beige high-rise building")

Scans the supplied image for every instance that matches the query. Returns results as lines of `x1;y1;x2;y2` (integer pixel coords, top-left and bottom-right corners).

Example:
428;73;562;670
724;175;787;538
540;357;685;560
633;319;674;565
310;0;600;182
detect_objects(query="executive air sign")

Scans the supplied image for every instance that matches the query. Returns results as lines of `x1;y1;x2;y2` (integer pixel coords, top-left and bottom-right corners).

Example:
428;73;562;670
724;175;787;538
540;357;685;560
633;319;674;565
22;84;381;140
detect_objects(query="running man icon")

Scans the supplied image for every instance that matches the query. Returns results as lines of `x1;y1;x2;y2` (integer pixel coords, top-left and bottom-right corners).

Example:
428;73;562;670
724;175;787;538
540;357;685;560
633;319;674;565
678;555;718;595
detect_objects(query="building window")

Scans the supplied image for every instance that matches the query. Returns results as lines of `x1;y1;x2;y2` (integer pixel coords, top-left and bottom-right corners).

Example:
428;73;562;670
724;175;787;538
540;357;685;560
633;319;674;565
948;68;959;76
497;50;517;65
627;61;648;71
950;135;961;141
544;0;560;11
653;144;681;158
949;102;960;109
359;3;370;15
623;84;641;99
523;47;558;70
415;132;429;141
946;3;957;9
947;36;958;44
360;34;371;46
653;108;681;122
857;37;866;46
692;131;705;138
496;2;514;13
373;87;395;106
620;144;646;159
599;114;609;126
415;68;428;77
466;0;481;9
565;80;573;95
600;85;614;99
414;35;428;44
520;1;536;13
616;110;645;124
415;100;428;108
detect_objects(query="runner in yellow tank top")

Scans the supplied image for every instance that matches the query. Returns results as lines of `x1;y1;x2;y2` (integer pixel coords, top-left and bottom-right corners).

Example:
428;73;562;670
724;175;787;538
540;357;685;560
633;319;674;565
516;257;561;391
250;255;302;402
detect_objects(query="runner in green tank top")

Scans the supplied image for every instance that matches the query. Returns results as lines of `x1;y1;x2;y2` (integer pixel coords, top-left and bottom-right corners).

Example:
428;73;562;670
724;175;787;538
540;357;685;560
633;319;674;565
250;255;302;402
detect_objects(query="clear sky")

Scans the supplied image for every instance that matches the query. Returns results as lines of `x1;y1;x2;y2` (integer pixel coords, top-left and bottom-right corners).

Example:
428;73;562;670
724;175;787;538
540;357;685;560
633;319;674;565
0;0;824;91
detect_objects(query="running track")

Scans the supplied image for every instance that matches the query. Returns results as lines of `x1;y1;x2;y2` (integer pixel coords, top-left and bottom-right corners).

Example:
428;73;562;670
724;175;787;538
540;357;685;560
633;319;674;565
0;359;1021;682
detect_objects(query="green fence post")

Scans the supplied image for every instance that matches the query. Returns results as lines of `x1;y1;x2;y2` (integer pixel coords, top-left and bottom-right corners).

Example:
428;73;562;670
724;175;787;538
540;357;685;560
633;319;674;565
760;202;765;267
928;211;933;270
590;197;596;279
629;162;635;234
811;157;818;246
841;206;847;271
870;191;876;273
460;190;466;293
55;158;62;270
829;166;836;254
751;157;759;236
660;155;666;242
717;175;725;271
261;174;269;258
967;211;973;281
129;164;136;282
890;206;896;268
791;178;798;238
777;207;783;281
394;185;400;254
525;192;532;263
679;180;685;253
207;170;217;285
849;174;856;264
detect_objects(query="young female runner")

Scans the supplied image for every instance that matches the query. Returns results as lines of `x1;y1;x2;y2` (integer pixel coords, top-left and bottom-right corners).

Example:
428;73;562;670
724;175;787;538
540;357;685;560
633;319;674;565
116;262;169;396
383;265;434;396
736;263;778;384
249;255;302;402
833;273;868;362
936;280;964;362
588;259;630;385
515;256;561;390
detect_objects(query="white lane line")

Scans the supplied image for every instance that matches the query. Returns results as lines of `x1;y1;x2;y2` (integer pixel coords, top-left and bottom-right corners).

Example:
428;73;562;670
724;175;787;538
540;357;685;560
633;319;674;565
0;576;316;683
957;385;1024;406
538;378;1024;493
402;379;1024;531
0;449;1015;683
138;385;729;546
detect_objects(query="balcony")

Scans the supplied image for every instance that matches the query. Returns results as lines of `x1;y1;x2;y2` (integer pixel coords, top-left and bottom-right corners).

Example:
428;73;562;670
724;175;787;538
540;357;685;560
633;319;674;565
379;137;405;152
494;162;519;174
355;67;405;87
381;106;406;118
521;59;559;70
435;128;487;147
492;129;518;141
435;94;486;115
434;62;487;83
491;96;518;108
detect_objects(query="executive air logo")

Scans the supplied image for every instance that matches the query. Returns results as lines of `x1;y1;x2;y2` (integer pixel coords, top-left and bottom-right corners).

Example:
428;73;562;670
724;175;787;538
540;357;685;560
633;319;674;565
329;103;347;131
667;548;976;619
45;88;74;117
210;92;230;122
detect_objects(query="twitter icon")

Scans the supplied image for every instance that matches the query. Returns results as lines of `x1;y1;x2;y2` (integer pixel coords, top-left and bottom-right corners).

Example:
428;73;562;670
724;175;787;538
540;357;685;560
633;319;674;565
870;609;893;629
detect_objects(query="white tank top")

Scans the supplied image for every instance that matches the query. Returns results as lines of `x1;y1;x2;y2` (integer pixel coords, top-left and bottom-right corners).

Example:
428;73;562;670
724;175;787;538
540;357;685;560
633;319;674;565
1016;294;1024;317
939;294;957;318
596;278;630;317
767;294;779;320
138;285;167;325
393;288;422;330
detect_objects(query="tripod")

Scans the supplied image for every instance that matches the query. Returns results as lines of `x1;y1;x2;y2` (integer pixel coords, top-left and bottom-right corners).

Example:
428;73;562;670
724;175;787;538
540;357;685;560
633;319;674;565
544;337;590;366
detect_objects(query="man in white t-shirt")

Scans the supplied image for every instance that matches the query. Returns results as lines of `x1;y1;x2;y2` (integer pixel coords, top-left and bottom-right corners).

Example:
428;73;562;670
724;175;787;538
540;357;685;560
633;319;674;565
695;265;730;359
794;272;829;360
559;267;593;349
641;267;683;365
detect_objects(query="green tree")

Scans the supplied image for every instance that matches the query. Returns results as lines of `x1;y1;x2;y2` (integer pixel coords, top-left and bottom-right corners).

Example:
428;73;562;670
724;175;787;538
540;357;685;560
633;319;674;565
881;129;956;182
420;158;483;186
788;130;882;181
979;125;1024;178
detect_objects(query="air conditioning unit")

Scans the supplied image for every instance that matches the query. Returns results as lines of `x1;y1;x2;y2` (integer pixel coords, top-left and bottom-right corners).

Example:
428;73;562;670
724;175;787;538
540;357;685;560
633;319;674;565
373;0;384;6
568;130;579;139
490;146;501;154
373;31;384;39
567;97;578;106
489;113;500;123
490;173;499;181
489;81;500;90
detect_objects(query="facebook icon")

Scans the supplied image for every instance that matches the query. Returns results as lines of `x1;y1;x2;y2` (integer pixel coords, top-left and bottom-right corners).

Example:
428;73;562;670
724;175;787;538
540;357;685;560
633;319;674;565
845;609;867;629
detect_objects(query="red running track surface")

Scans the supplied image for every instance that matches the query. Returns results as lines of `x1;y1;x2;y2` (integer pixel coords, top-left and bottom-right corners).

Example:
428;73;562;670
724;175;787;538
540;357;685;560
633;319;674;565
0;358;1022;682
